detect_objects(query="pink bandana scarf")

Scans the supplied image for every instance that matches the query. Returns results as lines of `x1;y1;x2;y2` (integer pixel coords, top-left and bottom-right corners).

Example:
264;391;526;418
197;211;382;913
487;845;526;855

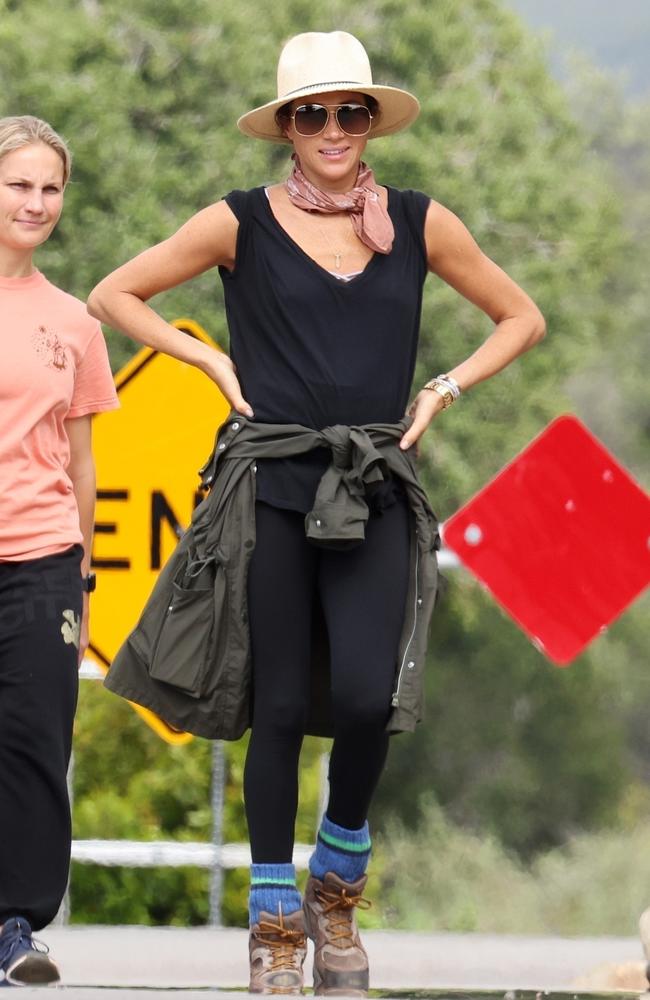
285;155;394;254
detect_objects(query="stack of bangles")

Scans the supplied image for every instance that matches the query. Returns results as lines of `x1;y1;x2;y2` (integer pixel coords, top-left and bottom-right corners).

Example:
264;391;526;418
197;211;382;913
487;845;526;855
422;373;461;408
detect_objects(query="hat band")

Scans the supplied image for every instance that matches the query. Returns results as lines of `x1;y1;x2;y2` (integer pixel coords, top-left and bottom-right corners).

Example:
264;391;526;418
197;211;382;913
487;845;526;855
281;80;368;99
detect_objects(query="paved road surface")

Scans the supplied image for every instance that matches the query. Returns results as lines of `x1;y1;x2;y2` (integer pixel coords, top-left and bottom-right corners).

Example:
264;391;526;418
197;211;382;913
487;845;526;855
10;925;644;996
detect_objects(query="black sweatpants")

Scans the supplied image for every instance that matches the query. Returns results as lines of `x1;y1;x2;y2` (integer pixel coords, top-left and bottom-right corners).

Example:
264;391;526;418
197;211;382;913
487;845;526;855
244;498;410;862
0;545;82;931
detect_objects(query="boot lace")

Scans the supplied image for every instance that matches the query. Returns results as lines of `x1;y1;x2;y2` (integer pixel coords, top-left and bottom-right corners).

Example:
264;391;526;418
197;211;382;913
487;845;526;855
257;912;306;973
315;885;371;949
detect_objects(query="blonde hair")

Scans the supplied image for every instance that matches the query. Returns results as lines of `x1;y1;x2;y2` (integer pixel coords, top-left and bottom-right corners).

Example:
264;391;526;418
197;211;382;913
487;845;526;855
0;115;71;186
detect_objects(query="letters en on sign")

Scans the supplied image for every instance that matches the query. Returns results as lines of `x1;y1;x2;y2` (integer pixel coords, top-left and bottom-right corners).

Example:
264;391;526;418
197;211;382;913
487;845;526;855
87;319;231;743
443;415;650;665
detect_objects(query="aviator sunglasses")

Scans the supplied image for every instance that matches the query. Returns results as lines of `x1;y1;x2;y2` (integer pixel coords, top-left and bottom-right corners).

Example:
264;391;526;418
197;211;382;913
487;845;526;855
290;102;374;137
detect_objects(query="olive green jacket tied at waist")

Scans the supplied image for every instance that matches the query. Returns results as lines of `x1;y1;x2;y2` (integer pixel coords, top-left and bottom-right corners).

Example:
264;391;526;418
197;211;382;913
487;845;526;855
104;413;440;740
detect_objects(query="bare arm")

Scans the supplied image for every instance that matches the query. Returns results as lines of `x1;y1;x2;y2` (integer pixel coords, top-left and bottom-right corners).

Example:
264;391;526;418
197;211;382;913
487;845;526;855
65;415;95;664
401;200;545;449
87;200;253;416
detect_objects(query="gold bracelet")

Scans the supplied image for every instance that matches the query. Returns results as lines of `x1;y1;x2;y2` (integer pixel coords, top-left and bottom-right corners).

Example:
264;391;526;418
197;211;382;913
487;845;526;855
423;379;454;408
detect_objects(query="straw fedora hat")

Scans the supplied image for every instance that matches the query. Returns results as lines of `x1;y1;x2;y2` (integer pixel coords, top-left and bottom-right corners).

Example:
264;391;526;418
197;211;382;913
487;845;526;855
237;31;420;143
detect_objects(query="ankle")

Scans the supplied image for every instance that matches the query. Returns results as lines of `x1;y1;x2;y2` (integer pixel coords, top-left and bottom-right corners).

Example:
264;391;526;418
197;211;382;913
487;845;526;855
249;862;302;926
309;816;371;883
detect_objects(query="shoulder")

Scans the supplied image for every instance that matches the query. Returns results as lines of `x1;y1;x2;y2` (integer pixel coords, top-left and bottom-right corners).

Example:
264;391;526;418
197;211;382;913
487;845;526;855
221;186;266;221
40;276;101;339
422;199;481;266
387;186;431;215
42;279;87;313
386;187;431;254
387;186;432;234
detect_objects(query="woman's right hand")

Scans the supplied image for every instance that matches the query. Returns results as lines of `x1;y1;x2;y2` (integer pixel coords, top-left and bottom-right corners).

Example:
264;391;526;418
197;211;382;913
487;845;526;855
201;348;254;419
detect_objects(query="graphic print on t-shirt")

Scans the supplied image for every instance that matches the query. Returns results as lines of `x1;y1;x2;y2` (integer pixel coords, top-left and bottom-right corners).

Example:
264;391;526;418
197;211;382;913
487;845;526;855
32;324;69;371
0;269;119;560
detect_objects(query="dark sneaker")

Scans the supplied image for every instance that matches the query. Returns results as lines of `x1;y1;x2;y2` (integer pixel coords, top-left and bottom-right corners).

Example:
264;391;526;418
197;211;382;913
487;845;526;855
303;871;370;997
0;917;60;986
249;906;307;994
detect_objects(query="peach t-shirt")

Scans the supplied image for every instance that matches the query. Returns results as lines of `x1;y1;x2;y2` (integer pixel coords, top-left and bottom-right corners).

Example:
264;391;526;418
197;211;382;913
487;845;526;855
0;270;119;561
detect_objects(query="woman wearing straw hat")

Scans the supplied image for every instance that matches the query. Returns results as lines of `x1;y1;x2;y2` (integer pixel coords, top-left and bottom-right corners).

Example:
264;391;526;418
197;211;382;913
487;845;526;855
89;30;544;996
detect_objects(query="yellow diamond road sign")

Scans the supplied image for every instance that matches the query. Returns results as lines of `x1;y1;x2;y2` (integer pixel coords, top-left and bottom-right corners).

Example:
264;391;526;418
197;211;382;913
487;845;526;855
87;319;231;744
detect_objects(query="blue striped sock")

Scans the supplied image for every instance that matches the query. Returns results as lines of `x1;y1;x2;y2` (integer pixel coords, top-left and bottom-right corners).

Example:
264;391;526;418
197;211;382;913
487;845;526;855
249;863;302;926
309;816;372;883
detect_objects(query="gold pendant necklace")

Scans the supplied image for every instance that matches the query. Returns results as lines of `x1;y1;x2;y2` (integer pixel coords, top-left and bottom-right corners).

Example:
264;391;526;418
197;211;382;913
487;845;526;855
318;223;346;270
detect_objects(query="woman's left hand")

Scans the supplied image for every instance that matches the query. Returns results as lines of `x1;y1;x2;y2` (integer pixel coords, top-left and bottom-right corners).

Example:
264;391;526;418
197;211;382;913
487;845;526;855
400;389;445;450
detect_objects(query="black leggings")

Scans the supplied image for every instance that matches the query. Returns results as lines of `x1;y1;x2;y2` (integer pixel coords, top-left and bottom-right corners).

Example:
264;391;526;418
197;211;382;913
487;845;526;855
0;545;82;930
244;498;410;862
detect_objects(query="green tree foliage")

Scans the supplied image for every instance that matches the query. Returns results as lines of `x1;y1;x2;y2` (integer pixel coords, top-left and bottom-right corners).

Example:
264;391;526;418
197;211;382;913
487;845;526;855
562;61;650;477
373;799;650;934
1;0;647;922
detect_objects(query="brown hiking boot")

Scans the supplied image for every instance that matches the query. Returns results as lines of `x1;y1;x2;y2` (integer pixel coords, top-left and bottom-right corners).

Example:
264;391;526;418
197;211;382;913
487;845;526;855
249;907;307;995
303;871;371;997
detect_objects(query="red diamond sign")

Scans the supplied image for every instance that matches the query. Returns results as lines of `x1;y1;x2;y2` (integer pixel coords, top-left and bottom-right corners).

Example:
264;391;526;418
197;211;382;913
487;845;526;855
442;415;650;664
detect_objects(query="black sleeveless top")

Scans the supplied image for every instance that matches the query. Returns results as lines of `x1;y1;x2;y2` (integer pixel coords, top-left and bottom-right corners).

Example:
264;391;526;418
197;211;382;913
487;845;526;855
219;185;430;512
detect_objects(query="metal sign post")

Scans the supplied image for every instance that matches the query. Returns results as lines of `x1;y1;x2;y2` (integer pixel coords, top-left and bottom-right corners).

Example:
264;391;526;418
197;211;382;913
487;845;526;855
209;741;226;927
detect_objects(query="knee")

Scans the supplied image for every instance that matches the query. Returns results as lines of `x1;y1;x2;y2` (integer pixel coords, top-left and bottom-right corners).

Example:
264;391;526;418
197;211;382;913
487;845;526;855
251;690;309;737
330;684;391;733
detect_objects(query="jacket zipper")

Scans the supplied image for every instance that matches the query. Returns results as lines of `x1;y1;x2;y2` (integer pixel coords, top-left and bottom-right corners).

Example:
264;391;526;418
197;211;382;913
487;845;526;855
391;542;420;708
150;599;175;669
